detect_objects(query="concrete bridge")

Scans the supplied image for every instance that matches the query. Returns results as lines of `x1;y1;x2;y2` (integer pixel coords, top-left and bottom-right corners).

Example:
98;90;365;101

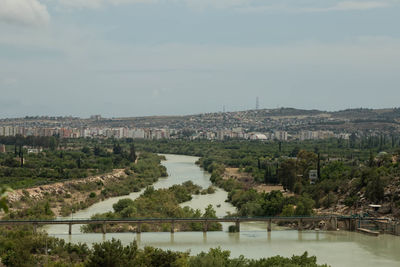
0;215;377;235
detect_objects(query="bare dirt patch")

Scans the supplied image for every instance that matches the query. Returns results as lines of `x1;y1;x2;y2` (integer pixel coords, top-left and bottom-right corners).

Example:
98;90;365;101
223;167;289;194
6;169;127;217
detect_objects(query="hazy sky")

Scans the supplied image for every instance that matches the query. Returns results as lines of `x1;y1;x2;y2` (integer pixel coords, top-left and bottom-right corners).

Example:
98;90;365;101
1;0;400;118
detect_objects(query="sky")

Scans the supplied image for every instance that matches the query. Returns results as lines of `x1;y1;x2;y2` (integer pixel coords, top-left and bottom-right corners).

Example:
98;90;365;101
1;0;400;118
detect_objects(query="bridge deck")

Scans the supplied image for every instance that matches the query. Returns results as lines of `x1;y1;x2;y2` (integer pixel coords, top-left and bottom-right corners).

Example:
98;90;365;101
0;215;363;226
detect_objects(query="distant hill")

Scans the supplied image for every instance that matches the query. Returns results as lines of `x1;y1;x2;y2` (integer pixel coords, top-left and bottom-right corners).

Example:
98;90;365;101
1;107;400;133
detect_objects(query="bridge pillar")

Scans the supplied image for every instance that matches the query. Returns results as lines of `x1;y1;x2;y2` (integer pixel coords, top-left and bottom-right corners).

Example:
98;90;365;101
298;219;303;231
102;223;106;234
235;220;240;232
203;221;208;233
171;221;175;233
136;223;141;233
68;223;72;235
267;219;272;232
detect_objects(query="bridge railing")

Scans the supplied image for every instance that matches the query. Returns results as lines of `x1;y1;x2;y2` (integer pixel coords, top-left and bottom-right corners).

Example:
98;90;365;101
0;215;342;224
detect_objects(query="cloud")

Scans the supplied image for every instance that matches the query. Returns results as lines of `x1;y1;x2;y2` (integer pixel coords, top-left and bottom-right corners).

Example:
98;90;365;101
178;0;250;9
48;0;397;12
303;1;390;12
152;88;168;97
236;1;393;14
1;77;18;87
53;0;249;9
56;0;156;9
0;0;50;26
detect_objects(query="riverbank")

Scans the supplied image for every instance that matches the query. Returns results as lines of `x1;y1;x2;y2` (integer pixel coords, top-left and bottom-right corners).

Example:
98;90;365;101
80;181;222;233
2;152;167;220
42;154;400;267
5;168;127;218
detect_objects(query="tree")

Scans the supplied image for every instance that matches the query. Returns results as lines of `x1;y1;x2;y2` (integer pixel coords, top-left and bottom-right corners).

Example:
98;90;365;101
82;146;91;155
113;143;122;155
129;144;137;163
281;204;295;217
349;133;357;148
296;150;317;178
317;153;321;180
264;165;275;184
368;151;375;167
49;136;58;151
294;195;315;216
189;247;231;267
85;239;139;267
120;206;137;218
289;146;300;157
278;159;297;191
77;157;82;168
3;156;19;167
20;149;23;168
113;198;135;213
94;146;101;156
366;174;384;203
203;205;217;218
0;186;11;212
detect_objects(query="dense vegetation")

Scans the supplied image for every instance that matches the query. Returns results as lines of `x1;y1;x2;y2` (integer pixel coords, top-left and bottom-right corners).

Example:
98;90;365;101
82;182;221;232
0;227;328;267
0;138;139;190
5;151;167;220
2;136;400;218
134;139;400;217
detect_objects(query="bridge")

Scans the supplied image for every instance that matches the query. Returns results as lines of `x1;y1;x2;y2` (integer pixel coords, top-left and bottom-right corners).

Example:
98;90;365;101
0;215;385;235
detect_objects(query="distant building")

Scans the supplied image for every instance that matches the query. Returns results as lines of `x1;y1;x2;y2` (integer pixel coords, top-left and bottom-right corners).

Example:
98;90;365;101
90;115;102;121
309;170;318;184
274;131;288;141
26;147;42;154
250;133;268;140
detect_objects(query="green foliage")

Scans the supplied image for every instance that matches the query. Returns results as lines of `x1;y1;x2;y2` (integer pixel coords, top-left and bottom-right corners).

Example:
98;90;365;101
228;189;313;217
7;199;54;220
278;159;297;191
320;162;351;181
113;198;135;213
365;172;385;203
344;195;359;207
189;247;231;267
0;186;11;212
83;183;221;233
0;227;328;267
0;140;151;190
281;204;295;217
294;195;315;216
85;239;139;267
321;192;338;208
189;248;328;267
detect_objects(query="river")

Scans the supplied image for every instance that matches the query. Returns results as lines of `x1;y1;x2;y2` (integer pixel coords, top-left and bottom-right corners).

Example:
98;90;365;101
46;154;400;267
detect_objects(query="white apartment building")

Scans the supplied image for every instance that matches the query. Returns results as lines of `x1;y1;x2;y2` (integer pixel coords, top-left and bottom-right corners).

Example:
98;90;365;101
274;130;288;141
